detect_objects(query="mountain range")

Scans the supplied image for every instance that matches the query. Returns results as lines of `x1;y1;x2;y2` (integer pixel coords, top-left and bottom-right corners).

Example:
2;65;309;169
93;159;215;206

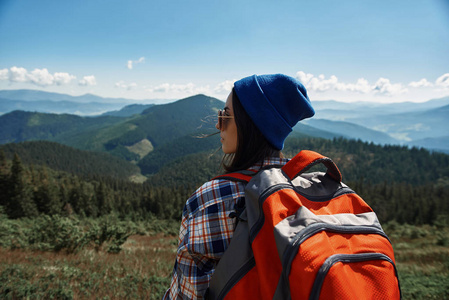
0;89;160;116
0;93;224;180
0;89;448;181
306;97;449;152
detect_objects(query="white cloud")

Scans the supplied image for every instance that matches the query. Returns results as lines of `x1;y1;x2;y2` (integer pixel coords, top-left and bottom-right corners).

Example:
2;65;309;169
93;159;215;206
54;72;76;85
372;78;408;95
195;85;211;95
435;73;449;88
409;78;433;88
296;71;407;96
296;71;314;86
214;80;236;94
0;68;9;80
149;83;168;92
297;71;358;93
1;66;77;86
310;74;338;92
79;75;97;86
127;57;146;70
407;73;449;90
27;68;55;86
115;80;137;90
154;83;188;93
151;83;195;93
147;82;210;95
336;78;372;93
9;66;28;82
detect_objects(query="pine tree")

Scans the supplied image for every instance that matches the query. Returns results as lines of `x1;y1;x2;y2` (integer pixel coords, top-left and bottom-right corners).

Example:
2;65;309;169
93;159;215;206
6;153;38;218
68;182;82;215
96;181;111;216
0;149;9;207
33;167;62;215
59;182;68;210
81;182;98;217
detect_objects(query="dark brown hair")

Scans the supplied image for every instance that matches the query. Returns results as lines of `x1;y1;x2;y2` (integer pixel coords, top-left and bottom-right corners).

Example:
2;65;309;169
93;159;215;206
222;89;282;173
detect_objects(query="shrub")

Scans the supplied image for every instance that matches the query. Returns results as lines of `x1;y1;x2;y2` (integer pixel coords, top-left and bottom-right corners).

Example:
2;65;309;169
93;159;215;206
28;215;88;253
86;214;136;253
0;214;140;254
436;232;449;246
434;214;449;230
0;218;30;249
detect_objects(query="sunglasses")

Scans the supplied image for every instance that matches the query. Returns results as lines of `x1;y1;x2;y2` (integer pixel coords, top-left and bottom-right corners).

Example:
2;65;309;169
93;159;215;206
217;109;234;130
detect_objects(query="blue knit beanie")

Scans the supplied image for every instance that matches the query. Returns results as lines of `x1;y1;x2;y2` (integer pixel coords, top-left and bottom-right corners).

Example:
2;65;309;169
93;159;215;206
234;74;315;150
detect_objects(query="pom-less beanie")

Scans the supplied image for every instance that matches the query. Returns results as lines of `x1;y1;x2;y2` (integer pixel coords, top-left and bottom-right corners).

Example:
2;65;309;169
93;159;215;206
233;74;315;150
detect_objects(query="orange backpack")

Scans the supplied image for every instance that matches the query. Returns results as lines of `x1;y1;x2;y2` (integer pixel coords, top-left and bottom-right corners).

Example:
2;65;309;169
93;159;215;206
207;150;401;300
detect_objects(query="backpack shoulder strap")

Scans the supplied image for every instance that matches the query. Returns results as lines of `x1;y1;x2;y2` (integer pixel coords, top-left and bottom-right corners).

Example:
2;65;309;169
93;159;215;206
212;170;256;183
282;150;342;182
211;170;257;225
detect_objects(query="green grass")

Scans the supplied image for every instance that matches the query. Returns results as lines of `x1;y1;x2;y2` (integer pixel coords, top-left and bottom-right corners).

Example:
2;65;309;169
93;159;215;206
384;222;449;299
0;215;179;299
0;219;447;299
0;234;177;299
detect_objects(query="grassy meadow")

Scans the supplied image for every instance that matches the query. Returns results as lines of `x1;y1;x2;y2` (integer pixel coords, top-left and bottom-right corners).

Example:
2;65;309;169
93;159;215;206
0;216;448;299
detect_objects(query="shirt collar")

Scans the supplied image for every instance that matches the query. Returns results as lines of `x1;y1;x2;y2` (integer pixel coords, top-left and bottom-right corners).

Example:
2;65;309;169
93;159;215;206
247;157;289;172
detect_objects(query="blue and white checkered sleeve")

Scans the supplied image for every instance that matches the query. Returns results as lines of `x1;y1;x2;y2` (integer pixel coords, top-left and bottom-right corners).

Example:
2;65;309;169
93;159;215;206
163;179;245;299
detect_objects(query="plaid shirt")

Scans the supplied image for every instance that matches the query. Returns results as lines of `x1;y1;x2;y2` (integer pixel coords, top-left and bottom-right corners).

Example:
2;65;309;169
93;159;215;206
163;157;289;300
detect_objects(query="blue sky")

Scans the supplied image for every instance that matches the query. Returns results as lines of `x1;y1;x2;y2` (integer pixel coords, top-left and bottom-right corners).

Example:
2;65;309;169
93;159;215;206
1;0;448;103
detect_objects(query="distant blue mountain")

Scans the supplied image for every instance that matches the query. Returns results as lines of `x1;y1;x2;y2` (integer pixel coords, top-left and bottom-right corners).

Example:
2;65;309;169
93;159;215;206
0;98;127;116
407;136;449;154
102;104;155;117
292;123;346;140
302;119;398;145
312;96;449;121
0;89;136;103
1;89;448;153
0;89;163;115
347;103;449;142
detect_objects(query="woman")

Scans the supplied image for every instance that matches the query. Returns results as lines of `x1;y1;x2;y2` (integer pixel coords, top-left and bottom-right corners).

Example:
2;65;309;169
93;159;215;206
163;74;315;299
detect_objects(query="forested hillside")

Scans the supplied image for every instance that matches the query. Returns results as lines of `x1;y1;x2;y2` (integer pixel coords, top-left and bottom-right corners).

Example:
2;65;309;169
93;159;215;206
0;150;188;220
1;132;448;299
146;137;449;225
138;134;220;175
0;92;448;226
1;136;447;225
96;94;221;162
0;141;140;179
0;110;126;144
0;94;223;165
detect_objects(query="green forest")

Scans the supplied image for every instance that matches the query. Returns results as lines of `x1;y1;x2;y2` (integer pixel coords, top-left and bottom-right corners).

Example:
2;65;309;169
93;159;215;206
1;136;448;224
1;136;449;299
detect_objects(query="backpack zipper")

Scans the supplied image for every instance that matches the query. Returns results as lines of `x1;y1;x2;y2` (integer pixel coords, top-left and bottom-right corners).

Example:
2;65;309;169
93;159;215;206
249;184;356;242
282;223;391;279
309;253;401;300
249;183;293;242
